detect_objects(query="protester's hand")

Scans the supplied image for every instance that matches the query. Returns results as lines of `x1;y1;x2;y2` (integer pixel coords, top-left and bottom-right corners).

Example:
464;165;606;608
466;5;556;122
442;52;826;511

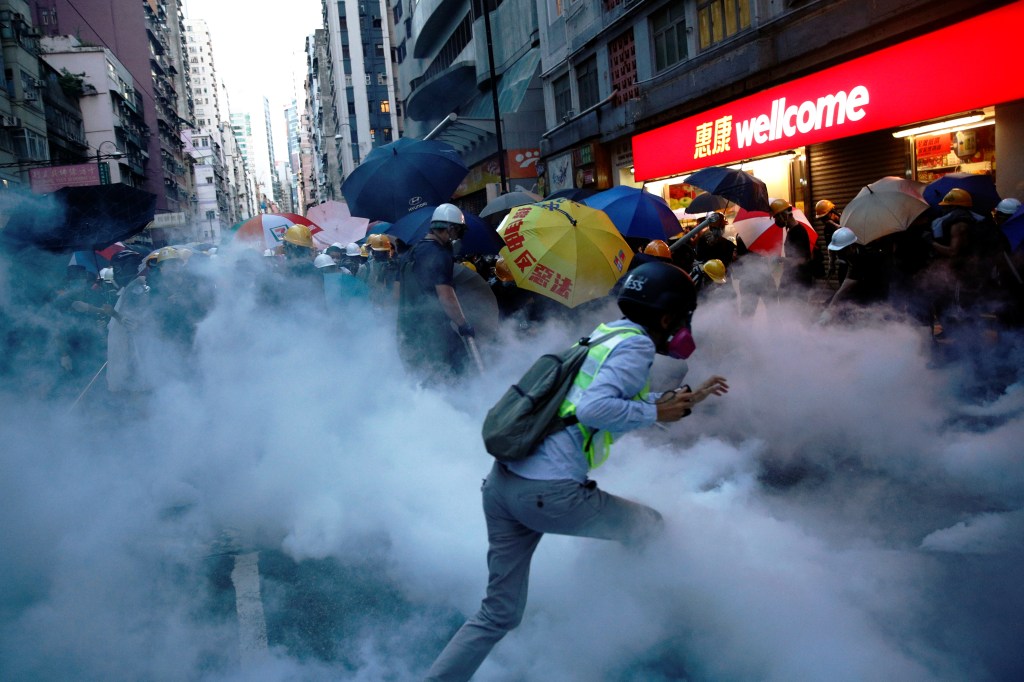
691;376;729;404
60;354;73;372
457;322;476;338
655;385;696;422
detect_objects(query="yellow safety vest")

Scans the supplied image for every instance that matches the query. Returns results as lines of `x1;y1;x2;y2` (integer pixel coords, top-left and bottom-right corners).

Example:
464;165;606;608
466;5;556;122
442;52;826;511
557;322;650;469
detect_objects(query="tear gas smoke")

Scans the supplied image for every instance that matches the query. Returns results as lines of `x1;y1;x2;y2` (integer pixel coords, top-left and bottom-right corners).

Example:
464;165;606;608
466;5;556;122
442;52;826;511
1;244;1022;681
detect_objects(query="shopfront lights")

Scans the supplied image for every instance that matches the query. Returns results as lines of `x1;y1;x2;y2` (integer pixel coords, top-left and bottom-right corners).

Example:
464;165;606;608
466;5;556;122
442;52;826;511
892;112;987;138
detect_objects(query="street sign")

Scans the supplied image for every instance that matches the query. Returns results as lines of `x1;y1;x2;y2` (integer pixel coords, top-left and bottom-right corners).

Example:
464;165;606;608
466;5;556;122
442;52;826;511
98;161;110;185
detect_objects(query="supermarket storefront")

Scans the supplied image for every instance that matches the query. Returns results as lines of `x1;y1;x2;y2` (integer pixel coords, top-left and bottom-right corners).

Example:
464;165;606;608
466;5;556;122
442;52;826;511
631;0;1024;216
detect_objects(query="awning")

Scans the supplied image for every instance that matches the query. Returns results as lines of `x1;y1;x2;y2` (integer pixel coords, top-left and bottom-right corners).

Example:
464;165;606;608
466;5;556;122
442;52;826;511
433;49;540;155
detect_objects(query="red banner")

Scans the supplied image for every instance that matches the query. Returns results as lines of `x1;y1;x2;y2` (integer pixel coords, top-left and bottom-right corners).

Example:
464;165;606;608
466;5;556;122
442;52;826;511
632;1;1024;181
29;163;101;193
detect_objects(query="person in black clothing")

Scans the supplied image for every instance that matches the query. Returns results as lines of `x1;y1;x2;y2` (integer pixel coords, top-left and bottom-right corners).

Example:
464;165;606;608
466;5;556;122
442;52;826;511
771;198;813;297
816;199;846;282
823;227;890;309
694;214;736;269
397;203;475;382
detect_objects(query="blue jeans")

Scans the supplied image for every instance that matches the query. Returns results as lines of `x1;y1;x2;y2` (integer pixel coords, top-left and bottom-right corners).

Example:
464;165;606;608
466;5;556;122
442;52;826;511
425;461;663;681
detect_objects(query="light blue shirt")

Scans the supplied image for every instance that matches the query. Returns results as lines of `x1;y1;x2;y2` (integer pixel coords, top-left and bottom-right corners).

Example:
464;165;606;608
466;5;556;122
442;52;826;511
505;319;660;483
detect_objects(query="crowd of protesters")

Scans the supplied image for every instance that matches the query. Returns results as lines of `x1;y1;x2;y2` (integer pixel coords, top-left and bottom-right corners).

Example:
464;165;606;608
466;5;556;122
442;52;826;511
7;183;1023;407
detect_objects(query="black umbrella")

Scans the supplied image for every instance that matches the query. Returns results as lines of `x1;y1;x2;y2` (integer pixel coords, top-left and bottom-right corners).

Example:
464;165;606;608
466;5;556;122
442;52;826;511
1;184;157;252
683;192;729;214
683;166;770;212
546;188;597;202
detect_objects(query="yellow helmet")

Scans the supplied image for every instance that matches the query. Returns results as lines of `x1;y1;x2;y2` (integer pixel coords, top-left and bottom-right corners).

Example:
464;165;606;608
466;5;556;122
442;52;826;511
283;224;314;248
702;259;727;284
939;188;973;208
156;246;182;263
461;261;477;273
359;244;370;258
814;199;836;218
769;198;792;217
642;239;671;259
367;233;392;252
494;256;514;282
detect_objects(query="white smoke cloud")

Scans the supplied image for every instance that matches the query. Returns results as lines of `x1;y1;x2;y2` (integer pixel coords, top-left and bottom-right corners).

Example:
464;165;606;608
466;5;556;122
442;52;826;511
1;246;1022;681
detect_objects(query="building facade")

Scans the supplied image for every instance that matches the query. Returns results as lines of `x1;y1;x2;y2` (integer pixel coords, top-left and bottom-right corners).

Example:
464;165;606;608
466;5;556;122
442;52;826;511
536;0;1023;224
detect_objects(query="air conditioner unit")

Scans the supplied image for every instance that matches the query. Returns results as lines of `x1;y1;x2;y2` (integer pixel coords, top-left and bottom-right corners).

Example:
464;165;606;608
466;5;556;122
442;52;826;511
32;77;44;88
1;115;22;127
23;92;37;101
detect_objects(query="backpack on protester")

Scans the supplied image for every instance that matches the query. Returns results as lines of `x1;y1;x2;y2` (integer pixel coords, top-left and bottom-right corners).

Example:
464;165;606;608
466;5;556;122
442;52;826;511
482;330;626;462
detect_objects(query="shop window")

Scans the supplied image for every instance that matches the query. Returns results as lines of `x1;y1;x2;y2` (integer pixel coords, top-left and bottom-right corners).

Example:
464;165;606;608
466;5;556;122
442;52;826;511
697;0;751;51
552;72;572;122
576;55;599;111
651;2;687;72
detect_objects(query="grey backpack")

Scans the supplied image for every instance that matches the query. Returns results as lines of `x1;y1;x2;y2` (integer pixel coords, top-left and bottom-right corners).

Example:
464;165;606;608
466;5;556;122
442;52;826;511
482;331;624;461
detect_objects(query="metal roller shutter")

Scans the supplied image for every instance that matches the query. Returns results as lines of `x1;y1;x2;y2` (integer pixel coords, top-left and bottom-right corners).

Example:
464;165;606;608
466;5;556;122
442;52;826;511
807;129;909;215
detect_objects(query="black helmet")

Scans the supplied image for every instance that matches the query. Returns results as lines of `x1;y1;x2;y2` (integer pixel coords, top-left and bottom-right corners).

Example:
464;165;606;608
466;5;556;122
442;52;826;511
617;261;697;328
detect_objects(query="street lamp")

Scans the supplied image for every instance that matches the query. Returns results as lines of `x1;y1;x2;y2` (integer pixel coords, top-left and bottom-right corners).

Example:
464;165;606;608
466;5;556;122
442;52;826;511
95;140;123;185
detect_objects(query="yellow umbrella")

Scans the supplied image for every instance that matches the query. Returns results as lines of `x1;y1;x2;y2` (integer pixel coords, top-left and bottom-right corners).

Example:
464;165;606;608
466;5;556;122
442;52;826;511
497;198;633;308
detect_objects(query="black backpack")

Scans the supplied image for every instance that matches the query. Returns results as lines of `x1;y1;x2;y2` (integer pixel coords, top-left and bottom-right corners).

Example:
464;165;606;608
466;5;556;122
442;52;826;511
482;330;626;462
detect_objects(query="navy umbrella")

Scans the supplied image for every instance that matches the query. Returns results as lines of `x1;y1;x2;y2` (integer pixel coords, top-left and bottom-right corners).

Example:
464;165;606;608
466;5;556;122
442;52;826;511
923;172;1001;215
683;166;770;212
341;138;469;222
583;186;679;240
999;205;1024;251
0;184;157;252
383;206;501;254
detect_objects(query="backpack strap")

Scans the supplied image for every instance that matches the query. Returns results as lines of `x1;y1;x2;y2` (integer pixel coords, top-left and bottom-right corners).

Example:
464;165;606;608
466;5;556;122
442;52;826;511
560;328;634;427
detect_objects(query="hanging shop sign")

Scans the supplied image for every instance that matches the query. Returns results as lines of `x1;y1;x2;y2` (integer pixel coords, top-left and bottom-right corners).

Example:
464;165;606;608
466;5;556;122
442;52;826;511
632;0;1024;181
28;163;100;193
507;148;541;178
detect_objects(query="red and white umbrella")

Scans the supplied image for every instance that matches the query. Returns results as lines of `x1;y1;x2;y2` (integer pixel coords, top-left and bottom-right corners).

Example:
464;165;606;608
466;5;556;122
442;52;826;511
731;206;816;256
306;200;370;248
233;213;321;249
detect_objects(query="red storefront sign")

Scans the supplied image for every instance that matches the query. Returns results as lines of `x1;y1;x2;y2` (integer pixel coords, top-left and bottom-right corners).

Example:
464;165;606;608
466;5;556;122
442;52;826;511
632;1;1024;181
28;163;101;193
506;148;540;178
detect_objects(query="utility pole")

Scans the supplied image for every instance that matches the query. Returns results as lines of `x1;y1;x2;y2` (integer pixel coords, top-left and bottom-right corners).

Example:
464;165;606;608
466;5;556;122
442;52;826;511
481;0;508;195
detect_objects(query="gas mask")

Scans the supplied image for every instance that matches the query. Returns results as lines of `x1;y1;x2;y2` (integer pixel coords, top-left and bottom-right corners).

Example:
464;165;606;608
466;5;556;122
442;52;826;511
666;328;696;359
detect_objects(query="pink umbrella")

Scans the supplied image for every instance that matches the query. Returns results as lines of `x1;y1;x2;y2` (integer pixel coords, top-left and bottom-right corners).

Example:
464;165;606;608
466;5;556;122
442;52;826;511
732;207;817;256
306;201;370;248
234;213;321;249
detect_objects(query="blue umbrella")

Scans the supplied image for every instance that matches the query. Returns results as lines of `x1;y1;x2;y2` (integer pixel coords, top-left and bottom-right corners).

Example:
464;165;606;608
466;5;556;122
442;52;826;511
1000;205;1024;251
923;172;1001;215
684;192;729;214
583;186;679;240
341;138;469;222
683;166;770;212
384;206;501;254
547;188;597;202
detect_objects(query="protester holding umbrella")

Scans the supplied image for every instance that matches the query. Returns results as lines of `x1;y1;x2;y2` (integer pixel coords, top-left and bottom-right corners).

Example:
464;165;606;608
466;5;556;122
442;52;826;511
425;261;728;681
397;203;476;383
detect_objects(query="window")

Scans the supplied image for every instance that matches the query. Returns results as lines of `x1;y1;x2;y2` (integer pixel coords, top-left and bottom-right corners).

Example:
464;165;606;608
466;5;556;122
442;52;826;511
206;209;216;220
697;0;751;50
383;127;392;141
380;100;390;113
348;102;356;115
365;74;371;85
377;72;387;85
651;2;687;71
375;43;384;56
206;176;214;183
576;56;599;111
548;0;563;21
369;128;375;141
552;72;572;121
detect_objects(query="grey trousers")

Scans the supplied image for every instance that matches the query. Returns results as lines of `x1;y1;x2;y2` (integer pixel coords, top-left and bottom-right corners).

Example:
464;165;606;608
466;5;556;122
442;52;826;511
425;461;663;681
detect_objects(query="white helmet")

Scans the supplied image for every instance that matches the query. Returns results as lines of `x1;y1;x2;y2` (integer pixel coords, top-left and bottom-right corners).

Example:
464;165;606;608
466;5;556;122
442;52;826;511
314;253;337;269
828;227;858;251
100;267;114;283
995;198;1021;215
431;203;465;228
345;242;362;257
